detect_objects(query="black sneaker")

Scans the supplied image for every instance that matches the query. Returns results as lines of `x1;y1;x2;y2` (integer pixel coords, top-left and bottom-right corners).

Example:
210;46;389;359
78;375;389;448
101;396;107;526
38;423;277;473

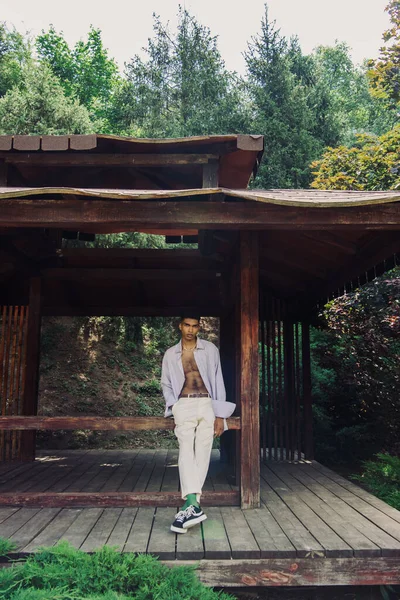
182;505;207;529
170;509;189;534
170;505;207;533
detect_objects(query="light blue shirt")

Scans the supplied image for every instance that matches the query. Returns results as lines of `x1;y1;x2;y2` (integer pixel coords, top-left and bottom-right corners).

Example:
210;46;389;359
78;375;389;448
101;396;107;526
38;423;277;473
161;337;236;419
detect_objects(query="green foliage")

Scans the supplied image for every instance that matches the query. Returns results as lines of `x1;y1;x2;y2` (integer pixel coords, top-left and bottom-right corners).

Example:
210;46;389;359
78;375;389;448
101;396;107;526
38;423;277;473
0;536;16;557
0;23;31;98
367;1;400;106
353;453;400;510
36;26;120;127
311;124;400;190
0;61;93;135
0;541;234;600
110;8;249;137
311;269;400;463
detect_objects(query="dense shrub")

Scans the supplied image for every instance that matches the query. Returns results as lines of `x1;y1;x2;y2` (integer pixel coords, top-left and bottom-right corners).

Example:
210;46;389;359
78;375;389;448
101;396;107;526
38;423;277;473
0;542;233;600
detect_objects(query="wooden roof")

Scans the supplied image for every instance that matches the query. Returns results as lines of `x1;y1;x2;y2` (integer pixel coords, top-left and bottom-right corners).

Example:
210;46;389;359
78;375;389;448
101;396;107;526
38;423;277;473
0;186;399;207
0;134;264;190
0;133;399;314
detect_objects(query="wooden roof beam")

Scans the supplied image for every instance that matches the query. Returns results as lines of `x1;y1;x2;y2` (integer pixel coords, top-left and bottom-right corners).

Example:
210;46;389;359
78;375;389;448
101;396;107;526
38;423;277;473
1;198;399;230
0;153;218;167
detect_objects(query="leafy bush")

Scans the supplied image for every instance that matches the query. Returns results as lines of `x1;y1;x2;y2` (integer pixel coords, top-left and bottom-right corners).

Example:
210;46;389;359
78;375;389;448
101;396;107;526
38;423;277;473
352;453;400;510
0;541;233;600
310;268;400;464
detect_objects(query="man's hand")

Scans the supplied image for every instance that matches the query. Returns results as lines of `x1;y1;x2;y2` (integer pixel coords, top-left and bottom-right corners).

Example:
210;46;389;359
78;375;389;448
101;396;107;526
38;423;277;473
214;417;224;437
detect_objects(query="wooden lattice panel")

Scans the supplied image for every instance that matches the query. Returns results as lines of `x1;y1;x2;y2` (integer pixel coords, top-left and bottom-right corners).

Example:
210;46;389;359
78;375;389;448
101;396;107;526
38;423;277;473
0;306;28;460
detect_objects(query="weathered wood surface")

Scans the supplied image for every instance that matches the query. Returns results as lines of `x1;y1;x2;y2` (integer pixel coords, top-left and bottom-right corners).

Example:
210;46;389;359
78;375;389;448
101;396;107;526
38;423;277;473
0;416;240;431
1;198;399;231
20;279;41;461
2;153;218;166
0;450;399;567
0;186;399;206
0;491;238;508
0;133;262;152
239;231;260;509
164;558;400;587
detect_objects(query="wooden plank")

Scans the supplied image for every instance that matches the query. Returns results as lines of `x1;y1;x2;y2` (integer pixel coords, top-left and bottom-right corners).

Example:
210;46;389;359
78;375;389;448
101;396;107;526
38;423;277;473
106;507;138;550
261;466;353;558
260;478;324;558
82;451;127;493
220;507;260;558
0;507;19;523
100;449;140;492
20;278;41;461
242;506;297;558
239;231;260;509
0;416;240;431
42;268;222;281
123;507;154;553
311;461;400;524
47;450;107;492
0;507;41;538
266;463;381;557
4;153;216;166
300;463;400;548
80;508;123;552
22;508;82;551
293;464;400;555
0;490;239;507
163;557;400;587
117;451;150;493
9;507;60;550
0;136;12;151
1;199;399;231
176;509;205;560
41;136;69;151
202;506;232;559
145;449;168;492
60;507;103;548
147;507;176;560
69;135;97;150
13;136;41;151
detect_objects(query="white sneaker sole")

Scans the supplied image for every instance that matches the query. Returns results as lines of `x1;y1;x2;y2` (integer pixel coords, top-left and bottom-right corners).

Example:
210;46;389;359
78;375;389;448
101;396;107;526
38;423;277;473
182;513;207;529
170;524;188;534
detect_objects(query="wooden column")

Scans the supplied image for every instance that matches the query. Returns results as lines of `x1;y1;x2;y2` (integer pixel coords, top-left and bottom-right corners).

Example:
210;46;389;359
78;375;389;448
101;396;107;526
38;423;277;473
219;309;236;467
0;161;8;186
302;322;314;460
239;231;260;509
20;278;42;461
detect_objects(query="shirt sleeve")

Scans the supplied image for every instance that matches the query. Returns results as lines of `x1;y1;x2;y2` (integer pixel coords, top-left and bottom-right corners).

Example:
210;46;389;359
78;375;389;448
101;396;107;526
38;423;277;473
161;352;175;408
214;346;226;402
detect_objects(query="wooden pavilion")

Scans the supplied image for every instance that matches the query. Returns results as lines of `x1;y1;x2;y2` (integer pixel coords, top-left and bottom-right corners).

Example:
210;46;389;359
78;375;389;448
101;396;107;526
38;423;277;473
0;133;400;588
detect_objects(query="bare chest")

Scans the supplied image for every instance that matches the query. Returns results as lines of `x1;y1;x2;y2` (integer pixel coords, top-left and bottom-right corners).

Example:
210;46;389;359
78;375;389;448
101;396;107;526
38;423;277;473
181;351;200;376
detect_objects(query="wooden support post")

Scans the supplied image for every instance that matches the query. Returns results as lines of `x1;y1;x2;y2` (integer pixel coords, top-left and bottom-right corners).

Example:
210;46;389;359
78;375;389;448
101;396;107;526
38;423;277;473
0;160;7;186
302;322;314;460
239;231;260;509
219;310;236;467
20;278;42;461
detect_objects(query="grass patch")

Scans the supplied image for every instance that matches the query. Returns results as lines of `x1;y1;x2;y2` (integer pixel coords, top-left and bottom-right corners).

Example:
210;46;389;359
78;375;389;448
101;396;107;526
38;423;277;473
0;541;233;599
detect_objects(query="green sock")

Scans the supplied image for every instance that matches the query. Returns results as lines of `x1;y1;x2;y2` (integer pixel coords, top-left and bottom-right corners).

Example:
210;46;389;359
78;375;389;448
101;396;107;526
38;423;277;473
181;493;199;511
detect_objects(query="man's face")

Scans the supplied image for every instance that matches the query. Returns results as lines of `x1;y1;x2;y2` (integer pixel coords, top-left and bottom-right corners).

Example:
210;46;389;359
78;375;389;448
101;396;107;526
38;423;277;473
179;318;200;344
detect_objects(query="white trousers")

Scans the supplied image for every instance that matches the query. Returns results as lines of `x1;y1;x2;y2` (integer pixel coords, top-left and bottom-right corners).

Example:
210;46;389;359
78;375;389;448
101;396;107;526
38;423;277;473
172;396;215;501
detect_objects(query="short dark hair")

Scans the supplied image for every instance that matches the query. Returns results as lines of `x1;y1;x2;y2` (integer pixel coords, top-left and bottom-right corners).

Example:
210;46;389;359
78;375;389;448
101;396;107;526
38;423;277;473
180;315;201;323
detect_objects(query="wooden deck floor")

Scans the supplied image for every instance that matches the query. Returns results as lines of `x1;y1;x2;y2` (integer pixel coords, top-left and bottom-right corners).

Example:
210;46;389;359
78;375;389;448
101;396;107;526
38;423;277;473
0;449;400;567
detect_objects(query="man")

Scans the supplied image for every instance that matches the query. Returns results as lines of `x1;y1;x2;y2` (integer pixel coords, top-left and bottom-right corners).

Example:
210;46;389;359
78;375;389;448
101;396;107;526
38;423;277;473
161;315;236;533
